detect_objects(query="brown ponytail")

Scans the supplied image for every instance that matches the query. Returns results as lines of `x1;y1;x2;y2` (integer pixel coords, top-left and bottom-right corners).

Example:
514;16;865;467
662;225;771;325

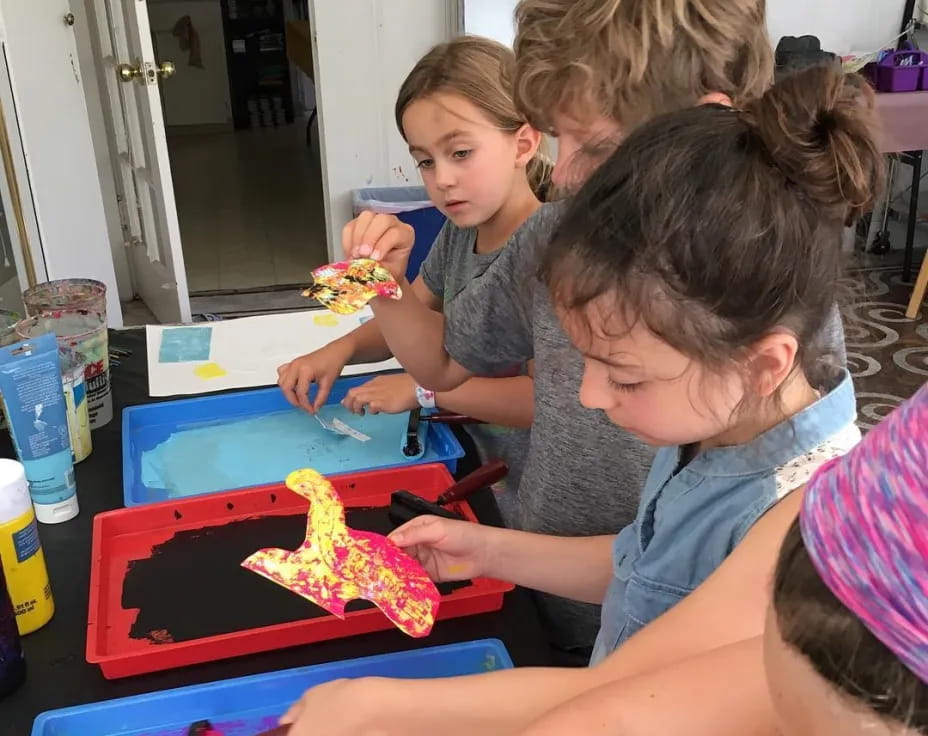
540;65;884;384
395;36;552;201
740;65;883;224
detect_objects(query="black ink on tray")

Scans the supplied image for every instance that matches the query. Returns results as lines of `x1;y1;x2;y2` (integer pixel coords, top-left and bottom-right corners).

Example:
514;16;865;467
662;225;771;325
122;507;468;643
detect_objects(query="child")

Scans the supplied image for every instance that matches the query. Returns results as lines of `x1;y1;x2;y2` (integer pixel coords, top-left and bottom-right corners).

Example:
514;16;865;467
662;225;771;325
768;382;928;736
277;36;547;520
280;66;882;736
342;0;846;661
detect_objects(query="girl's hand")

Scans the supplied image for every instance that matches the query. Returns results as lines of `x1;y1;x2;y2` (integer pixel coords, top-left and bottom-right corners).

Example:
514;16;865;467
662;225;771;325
389;515;494;582
341;373;419;415
277;339;353;413
280;677;403;736
342;211;415;282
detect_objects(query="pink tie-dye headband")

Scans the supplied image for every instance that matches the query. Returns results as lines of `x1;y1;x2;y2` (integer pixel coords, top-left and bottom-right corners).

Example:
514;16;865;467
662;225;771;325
800;382;928;684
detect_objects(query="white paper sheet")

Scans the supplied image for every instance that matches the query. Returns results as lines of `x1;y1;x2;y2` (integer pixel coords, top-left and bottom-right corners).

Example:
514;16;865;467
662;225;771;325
146;308;400;397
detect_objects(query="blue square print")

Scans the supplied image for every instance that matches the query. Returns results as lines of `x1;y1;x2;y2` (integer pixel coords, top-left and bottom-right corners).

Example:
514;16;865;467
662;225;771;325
159;327;213;363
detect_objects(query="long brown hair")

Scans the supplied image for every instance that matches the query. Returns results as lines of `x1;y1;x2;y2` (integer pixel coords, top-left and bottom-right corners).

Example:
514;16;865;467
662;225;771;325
540;65;883;387
395;36;551;199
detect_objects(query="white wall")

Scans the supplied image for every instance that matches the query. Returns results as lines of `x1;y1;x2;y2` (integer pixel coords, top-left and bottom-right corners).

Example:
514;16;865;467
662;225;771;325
463;0;516;47
310;1;457;260
767;0;907;56
0;0;123;325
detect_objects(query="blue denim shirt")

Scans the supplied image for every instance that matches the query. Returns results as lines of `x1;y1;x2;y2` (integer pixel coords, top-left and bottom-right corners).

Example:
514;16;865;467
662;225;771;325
589;371;859;665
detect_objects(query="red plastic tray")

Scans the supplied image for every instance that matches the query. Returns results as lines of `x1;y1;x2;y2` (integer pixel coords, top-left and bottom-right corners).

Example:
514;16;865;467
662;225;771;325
87;463;512;679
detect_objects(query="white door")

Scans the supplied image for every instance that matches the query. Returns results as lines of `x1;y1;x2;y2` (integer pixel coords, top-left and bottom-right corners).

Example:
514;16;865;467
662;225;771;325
89;0;191;324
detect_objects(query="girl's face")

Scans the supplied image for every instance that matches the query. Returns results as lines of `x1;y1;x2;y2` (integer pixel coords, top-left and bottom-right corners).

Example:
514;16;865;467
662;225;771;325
762;606;904;736
402;92;538;228
561;301;745;447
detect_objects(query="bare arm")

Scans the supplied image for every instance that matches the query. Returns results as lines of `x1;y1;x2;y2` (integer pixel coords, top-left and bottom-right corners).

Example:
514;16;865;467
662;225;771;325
370;283;473;391
379;488;802;733
436;374;534;428
340;277;442;365
481;528;615;604
518;637;779;736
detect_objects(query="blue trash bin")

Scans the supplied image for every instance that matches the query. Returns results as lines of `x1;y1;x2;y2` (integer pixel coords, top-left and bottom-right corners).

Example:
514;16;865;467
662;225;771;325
353;186;447;281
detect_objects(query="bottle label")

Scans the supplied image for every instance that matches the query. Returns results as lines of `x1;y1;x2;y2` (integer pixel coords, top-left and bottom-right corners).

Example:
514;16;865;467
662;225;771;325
12;518;39;563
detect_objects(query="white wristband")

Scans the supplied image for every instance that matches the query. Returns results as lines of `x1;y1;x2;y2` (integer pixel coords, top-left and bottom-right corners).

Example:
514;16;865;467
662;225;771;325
415;385;436;410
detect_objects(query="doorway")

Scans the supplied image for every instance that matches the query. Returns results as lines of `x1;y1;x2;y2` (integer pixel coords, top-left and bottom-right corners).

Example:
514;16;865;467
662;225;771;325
149;0;327;317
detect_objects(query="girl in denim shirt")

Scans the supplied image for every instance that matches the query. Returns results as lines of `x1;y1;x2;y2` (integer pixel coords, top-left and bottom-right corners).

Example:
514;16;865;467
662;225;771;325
280;66;882;736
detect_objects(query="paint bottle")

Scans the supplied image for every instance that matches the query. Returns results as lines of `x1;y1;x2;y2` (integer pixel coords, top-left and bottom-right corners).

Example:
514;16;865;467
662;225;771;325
0;332;79;524
0;563;26;699
0;459;53;635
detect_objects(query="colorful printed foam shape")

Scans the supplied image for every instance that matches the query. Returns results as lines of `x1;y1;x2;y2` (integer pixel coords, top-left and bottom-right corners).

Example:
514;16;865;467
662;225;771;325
241;468;440;638
302;259;402;315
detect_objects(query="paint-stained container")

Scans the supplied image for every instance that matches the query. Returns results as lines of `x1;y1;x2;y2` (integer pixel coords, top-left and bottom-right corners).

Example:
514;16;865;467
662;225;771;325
16;309;111;429
59;348;92;463
23;279;107;317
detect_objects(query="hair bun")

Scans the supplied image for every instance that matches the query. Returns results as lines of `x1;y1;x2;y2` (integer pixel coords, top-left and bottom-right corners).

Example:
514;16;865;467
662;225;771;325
741;65;883;222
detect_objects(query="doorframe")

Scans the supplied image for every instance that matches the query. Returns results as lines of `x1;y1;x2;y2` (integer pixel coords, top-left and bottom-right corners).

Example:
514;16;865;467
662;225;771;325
0;0;124;326
0;43;46;297
80;0;462;313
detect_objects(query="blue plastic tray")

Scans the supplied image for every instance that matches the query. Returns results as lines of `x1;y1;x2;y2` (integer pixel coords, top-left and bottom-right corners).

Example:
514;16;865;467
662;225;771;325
122;376;464;507
33;639;512;735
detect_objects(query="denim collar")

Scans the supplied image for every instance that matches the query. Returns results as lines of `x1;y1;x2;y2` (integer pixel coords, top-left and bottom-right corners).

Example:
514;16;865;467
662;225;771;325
684;370;856;478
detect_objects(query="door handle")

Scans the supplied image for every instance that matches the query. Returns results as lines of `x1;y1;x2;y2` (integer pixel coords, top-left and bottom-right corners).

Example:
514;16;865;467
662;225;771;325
117;60;176;84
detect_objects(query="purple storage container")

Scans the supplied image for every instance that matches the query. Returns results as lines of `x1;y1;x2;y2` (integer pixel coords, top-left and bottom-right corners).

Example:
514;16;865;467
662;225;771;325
876;50;928;92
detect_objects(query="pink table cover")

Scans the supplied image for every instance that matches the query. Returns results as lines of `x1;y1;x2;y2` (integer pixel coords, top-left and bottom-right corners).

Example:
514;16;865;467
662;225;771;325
876;91;928;153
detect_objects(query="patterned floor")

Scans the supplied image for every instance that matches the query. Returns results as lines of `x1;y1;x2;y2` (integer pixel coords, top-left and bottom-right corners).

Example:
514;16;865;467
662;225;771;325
844;263;927;428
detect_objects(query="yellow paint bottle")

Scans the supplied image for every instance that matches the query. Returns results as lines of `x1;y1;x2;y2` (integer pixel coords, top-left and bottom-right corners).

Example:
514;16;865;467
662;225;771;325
0;459;53;634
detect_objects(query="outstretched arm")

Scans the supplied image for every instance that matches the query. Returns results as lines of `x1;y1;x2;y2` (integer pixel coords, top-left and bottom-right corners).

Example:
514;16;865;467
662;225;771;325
519;637;778;736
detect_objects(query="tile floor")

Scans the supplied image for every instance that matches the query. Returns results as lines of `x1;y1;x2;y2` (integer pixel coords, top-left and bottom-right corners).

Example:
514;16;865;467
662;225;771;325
168;119;328;294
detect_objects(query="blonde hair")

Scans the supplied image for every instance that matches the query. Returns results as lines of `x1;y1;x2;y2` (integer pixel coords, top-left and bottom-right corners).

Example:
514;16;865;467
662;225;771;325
395;35;552;199
514;0;774;134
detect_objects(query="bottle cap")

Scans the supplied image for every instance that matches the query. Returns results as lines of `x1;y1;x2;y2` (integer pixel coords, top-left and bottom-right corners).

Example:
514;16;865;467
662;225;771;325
0;459;31;525
33;495;79;524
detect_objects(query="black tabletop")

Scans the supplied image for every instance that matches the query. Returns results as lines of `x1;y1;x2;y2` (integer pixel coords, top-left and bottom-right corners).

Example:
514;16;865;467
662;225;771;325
4;328;552;732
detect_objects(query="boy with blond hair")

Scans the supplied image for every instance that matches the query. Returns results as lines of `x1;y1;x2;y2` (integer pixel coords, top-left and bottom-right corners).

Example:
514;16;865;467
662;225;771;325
280;2;845;733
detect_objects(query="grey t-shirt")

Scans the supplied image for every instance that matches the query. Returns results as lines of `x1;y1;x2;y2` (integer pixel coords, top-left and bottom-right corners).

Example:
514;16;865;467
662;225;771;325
442;201;850;653
443;203;654;652
419;221;531;526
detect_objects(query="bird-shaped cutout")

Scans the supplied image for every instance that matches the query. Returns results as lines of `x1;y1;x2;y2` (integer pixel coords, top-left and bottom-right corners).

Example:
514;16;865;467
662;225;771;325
241;468;440;638
302;259;402;315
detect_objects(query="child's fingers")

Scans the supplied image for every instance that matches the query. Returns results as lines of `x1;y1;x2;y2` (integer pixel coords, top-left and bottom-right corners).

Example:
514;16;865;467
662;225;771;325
341;212;370;259
294;368;317;414
355;216;397;260
389;515;447;548
312;374;335;413
279;696;305;724
341;386;367;415
278;365;302;409
343;211;382;259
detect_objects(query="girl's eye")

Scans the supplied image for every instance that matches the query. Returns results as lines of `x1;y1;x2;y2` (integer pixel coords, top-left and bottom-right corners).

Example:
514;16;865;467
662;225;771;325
416;159;434;170
608;378;642;393
452;149;471;160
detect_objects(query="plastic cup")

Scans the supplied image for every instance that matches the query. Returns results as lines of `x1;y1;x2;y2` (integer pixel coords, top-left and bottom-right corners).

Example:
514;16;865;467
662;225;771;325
58;348;92;463
16;310;112;429
22;279;106;318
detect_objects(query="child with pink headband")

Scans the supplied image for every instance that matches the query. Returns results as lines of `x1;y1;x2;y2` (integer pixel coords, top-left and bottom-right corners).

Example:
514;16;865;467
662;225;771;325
767;382;928;735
